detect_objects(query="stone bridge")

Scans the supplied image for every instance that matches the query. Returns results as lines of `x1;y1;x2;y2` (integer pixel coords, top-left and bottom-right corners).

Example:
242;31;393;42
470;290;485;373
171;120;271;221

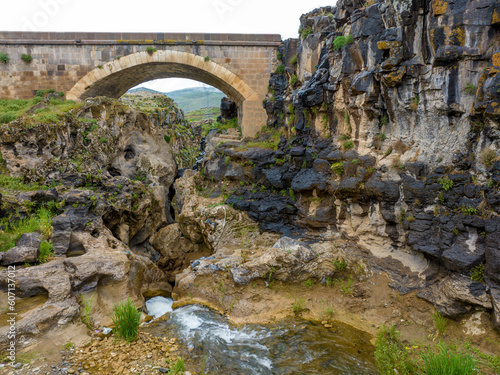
0;32;282;137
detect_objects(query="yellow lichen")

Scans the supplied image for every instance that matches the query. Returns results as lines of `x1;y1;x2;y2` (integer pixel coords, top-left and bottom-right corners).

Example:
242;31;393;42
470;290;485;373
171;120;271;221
377;41;389;50
492;52;500;68
433;0;448;16
493;8;500;24
452;27;465;46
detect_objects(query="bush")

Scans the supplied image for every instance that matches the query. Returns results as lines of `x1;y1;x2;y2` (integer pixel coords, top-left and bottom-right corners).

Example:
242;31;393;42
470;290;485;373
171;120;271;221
111;298;141;342
333;35;354;50
290;54;298;65
301;27;313;39
470;264;484;283
375;325;414;375
164;135;171;144
422;343;477;375
463;83;477;95
438;176;453;191
146;47;157;55
0;53;9;64
331;162;344;175
275;64;285;74
204;56;210;62
290;74;298;86
343;140;354;150
21;54;32;63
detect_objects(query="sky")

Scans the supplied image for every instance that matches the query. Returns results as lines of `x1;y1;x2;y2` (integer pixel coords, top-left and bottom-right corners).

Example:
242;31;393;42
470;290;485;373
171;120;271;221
2;0;331;92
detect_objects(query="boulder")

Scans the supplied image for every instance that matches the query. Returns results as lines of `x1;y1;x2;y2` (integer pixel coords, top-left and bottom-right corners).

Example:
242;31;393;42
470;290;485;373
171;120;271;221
0;233;41;265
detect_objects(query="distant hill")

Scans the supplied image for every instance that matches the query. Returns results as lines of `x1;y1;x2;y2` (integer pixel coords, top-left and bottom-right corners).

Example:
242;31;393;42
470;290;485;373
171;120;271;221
127;87;225;114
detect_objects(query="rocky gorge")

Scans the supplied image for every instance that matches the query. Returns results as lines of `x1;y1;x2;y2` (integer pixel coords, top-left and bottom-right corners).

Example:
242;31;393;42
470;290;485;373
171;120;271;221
0;0;500;373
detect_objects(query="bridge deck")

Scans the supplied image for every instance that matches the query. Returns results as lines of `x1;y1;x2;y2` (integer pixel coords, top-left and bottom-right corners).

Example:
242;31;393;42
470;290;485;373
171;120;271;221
0;32;282;46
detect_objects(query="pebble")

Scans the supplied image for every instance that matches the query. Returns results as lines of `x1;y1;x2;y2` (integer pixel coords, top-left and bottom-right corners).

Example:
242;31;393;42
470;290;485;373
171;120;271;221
67;369;75;374
324;324;333;328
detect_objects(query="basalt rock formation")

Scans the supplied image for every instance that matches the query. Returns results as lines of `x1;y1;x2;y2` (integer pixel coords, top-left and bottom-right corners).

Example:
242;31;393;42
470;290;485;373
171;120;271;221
199;0;500;330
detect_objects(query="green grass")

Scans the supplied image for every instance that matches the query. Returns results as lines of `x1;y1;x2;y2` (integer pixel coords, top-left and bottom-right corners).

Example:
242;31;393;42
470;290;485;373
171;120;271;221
247;129;281;150
331;162;344;175
0;97;42;124
0;175;41;191
290;54;298;65
81;294;94;330
293;297;306;314
0;206;55;253
111;298;141;342
38;240;54;263
375;325;416;375
0;53;8;64
343;140;354;150
422;343;477;375
201;118;240;137
301;27;314;39
333;35;354;50
167;358;185;374
275;64;285;74
432;311;448;335
0;97;82;125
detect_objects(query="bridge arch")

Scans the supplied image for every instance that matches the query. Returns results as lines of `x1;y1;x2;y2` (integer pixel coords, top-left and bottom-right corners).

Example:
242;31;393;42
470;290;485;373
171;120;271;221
67;50;260;135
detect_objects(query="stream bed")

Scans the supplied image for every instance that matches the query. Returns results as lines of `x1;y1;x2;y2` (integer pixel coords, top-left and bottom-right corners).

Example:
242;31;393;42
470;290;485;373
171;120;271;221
144;298;378;374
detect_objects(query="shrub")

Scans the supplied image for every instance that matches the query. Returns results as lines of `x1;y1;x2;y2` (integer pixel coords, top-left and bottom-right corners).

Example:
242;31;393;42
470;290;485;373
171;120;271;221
331;162;344;175
375;325;414;375
21;54;32;63
146;47;157;55
304;279;313;287
433;311;448;335
463;83;477;95
378;132;386;141
333;35;354;50
275;64;285;74
481;147;497;168
111;298;141;342
343;140;354;150
0;53;9;64
290;54;298;65
38;240;53;263
333;258;347;271
460;205;478;216
301;27;313;39
204;56;210;62
292;297;305;314
422;343;477;375
470;264;485;283
438;176;453;191
290;74;298;86
164;135;171;143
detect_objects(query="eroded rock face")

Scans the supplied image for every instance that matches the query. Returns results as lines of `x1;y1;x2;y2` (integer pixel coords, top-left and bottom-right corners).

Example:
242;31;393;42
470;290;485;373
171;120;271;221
0;97;178;350
0;228;171;350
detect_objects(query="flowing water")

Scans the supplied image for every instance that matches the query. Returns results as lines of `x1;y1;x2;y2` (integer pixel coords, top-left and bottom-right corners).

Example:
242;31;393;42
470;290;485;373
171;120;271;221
145;298;378;375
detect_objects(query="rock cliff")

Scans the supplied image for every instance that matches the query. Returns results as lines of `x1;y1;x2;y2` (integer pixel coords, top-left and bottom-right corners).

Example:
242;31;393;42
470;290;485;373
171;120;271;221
199;0;500;330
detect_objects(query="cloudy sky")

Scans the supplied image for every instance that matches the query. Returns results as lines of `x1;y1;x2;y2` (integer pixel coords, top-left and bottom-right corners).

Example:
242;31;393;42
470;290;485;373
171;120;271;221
4;0;332;92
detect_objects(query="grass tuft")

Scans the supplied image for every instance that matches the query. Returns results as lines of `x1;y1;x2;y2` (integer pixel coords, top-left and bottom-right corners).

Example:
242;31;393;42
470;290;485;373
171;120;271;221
111;298;141;342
